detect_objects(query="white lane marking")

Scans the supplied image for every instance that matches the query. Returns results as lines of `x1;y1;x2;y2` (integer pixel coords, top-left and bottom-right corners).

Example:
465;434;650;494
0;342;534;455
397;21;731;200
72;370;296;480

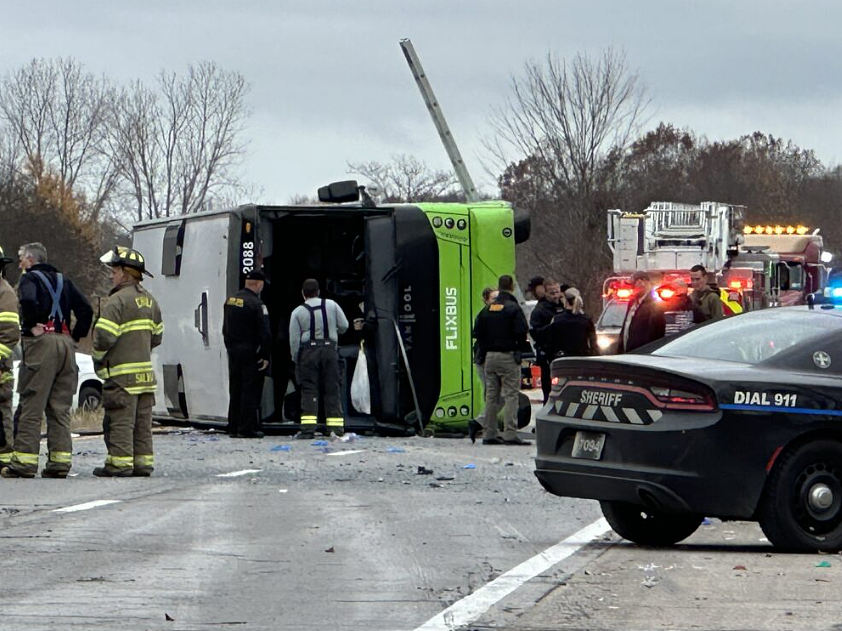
413;518;611;631
601;406;620;423
216;469;262;478
624;408;644;424
326;449;365;457
53;500;122;513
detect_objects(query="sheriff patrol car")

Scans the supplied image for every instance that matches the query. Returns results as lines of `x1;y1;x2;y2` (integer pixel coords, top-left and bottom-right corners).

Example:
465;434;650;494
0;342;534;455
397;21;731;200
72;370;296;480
535;305;842;552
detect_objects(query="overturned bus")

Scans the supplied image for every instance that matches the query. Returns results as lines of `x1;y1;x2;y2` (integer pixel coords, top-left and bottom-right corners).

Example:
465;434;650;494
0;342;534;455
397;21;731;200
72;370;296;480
132;182;530;435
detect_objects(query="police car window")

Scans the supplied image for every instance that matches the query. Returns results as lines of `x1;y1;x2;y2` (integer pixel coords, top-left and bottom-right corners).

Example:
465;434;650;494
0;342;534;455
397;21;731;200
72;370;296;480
652;310;842;364
598;301;626;328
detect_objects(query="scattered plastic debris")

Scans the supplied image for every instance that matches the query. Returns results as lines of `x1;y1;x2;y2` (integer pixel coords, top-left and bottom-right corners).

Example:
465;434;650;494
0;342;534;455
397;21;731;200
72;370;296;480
311;440;329;446
417;466;434;475
271;445;291;452
816;561;832;568
642;576;660;588
504;461;514;467
325;546;335;553
462;464;476;470
278;489;288;493
435;475;455;481
332;432;360;443
701;517;713;525
429;483;443;488
387;447;406;453
733;565;747;571
165;613;175;621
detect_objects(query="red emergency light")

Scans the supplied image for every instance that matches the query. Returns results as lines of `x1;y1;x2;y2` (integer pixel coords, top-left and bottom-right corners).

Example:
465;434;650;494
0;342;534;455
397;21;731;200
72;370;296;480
604;279;635;301
656;286;676;301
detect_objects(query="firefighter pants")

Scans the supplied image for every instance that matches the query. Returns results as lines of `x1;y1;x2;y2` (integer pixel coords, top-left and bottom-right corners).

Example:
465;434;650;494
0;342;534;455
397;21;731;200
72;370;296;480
298;342;343;431
10;335;77;475
482;351;520;442
0;370;13;466
226;351;265;436
101;382;154;474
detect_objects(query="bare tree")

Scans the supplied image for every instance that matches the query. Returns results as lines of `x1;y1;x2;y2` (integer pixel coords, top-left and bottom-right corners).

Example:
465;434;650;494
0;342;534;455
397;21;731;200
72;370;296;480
488;48;648;200
110;61;250;221
489;48;648;313
0;57;117;221
347;153;459;202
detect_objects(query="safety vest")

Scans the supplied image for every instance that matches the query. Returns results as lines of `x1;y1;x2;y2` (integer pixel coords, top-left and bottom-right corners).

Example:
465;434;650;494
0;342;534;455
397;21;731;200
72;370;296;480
720;288;744;316
93;283;164;395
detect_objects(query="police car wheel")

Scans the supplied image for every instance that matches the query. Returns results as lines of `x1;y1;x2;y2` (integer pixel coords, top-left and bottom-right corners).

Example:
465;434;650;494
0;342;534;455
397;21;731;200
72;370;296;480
758;441;842;552
79;386;102;411
599;500;702;546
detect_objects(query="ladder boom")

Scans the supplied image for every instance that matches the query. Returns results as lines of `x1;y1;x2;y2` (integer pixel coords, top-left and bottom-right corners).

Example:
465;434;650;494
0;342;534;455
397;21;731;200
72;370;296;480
400;38;479;202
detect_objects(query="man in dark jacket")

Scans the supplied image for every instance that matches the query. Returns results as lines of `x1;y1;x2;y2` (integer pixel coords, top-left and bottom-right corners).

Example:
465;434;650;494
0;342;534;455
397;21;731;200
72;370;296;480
619;271;666;353
2;242;93;479
223;270;272;438
473;275;530;445
529;278;563;403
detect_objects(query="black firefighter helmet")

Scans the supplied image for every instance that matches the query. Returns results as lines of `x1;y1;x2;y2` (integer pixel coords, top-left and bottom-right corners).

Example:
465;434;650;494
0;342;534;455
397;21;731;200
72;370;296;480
0;245;12;268
100;246;153;278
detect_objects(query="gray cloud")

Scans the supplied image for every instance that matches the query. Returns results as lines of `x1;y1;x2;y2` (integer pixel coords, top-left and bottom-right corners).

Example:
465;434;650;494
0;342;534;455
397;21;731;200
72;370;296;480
3;0;842;202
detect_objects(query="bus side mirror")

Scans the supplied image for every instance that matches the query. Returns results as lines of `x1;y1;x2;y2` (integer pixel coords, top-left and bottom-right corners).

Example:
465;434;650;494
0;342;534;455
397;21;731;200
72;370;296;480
318;180;360;204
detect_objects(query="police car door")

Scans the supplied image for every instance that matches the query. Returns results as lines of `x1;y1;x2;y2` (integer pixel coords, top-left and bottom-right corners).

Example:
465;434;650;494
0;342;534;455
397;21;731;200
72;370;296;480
134;212;235;422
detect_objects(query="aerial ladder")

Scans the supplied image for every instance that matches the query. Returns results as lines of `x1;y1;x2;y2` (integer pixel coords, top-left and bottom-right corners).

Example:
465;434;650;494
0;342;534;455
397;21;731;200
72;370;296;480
399;38;479;203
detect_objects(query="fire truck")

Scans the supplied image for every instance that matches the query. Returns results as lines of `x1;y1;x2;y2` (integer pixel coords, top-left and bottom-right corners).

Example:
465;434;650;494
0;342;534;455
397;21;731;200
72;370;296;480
596;202;829;353
727;224;829;309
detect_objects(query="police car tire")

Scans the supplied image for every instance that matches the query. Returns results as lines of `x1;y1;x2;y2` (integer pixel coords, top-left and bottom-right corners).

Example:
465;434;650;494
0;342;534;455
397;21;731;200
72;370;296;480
79;386;102;411
600;500;702;546
758;441;842;552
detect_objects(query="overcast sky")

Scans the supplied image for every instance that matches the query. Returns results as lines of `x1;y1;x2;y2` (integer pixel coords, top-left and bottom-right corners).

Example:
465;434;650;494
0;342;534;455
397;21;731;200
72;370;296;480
2;0;841;203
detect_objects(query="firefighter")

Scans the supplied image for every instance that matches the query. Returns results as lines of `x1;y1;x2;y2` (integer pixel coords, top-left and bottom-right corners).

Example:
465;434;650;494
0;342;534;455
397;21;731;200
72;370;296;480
1;242;92;479
473;275;531;446
91;247;163;476
0;246;20;467
689;265;724;322
223;270;272;439
289;278;349;439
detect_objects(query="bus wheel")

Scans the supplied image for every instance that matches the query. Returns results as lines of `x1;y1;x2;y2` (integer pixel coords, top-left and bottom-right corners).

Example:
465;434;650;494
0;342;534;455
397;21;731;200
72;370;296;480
759;441;842;552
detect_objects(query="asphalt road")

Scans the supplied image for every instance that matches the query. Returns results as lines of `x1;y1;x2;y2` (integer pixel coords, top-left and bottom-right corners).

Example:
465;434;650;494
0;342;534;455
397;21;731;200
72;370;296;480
0;429;602;631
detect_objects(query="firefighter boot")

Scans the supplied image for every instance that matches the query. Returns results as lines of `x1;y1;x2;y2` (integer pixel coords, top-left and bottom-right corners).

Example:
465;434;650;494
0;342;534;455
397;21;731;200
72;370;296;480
93;466;133;478
1;465;36;478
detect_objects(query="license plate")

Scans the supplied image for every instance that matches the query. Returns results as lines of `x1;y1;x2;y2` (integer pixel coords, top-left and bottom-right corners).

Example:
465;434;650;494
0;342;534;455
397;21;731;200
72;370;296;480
571;431;606;460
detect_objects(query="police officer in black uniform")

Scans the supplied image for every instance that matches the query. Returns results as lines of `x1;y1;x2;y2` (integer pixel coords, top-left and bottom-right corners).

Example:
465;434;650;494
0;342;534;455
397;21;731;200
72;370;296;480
223;270;272;438
473;275;531;446
529;278;565;404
